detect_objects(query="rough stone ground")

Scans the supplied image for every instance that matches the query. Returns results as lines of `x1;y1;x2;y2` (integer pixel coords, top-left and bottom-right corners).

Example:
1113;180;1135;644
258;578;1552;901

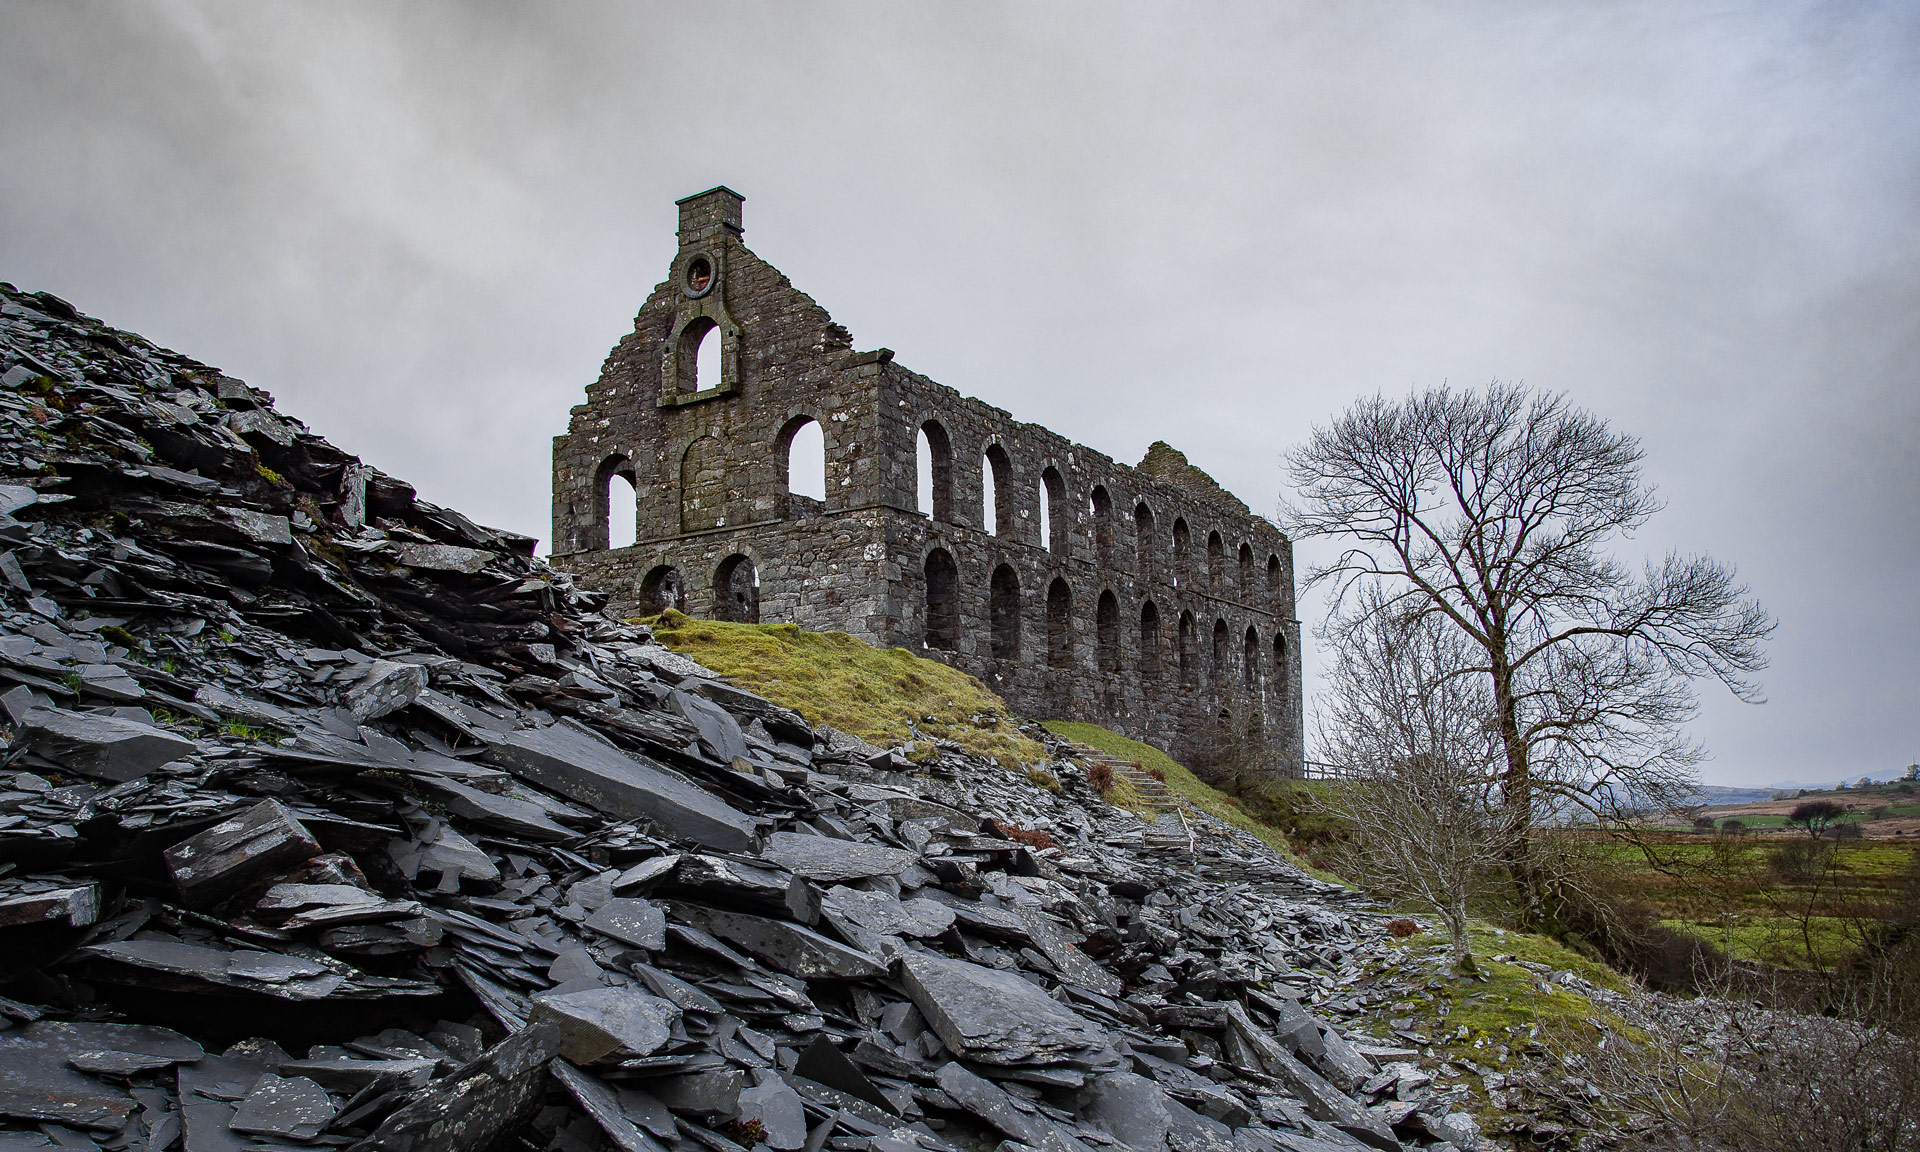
0;282;1698;1152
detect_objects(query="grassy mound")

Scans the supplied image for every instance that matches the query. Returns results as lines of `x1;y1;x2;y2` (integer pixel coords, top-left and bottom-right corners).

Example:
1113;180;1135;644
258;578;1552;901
645;611;1044;767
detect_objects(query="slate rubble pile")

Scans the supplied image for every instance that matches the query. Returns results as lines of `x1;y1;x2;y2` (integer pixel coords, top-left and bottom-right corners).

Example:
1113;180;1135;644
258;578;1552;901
0;283;1488;1152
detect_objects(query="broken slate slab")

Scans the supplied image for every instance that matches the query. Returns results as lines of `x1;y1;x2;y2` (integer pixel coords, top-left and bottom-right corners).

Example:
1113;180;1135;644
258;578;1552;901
1082;1072;1176;1152
530;986;679;1063
1222;1004;1391;1147
820;885;954;940
356;1024;562;1152
228;1073;334;1141
736;1071;806;1151
933;1061;1051;1146
658;854;819;925
551;1060;666;1152
481;719;757;852
583;898;667;951
346;660;429;723
0;1029;135;1129
12;707;195;782
669;689;750;765
677;906;884;980
163;800;321;908
900;950;1109;1066
760;832;914;882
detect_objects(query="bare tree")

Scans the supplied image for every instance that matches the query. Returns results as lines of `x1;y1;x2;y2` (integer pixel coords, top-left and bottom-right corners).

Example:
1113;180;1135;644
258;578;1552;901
1312;588;1505;969
1285;383;1773;929
1786;799;1846;839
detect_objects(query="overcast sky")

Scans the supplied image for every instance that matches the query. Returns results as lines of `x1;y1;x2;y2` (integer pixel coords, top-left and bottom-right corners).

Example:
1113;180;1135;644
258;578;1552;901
3;2;1915;787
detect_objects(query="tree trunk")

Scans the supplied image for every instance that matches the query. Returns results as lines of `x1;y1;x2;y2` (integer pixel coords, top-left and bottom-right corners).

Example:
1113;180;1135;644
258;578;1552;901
1490;644;1557;932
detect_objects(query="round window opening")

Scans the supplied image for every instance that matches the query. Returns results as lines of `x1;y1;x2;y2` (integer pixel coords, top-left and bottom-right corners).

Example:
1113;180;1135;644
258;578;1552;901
684;255;714;298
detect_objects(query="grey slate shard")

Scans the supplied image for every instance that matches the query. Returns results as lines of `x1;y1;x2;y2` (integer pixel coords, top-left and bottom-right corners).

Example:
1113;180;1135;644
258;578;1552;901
820;886;954;940
228;1073;334;1141
530;986;680;1063
392;541;493;575
551;1060;667;1152
900;950;1109;1066
1222;1004;1392;1147
411;773;577;841
280;1057;436;1092
0;1030;135;1129
791;1037;895;1117
177;1054;271;1152
1014;907;1124;998
669;689;750;765
583;898;668;951
193;683;300;731
932;1062;1048;1145
11;706;196;782
760;832;914;882
736;1072;807;1151
74;939;345;1000
480;719;757;852
676;906;885;980
644;1069;743;1120
162;799;322;908
0;881;99;928
355;1024;562;1152
1082;1072;1175;1152
346;659;429;723
661;854;819;925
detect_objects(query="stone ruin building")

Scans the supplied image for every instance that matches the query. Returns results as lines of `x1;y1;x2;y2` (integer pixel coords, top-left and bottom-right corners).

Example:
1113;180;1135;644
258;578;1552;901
552;188;1302;777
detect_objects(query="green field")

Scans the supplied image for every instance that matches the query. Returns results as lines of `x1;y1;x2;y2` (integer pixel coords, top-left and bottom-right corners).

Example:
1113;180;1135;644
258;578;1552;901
1595;834;1918;968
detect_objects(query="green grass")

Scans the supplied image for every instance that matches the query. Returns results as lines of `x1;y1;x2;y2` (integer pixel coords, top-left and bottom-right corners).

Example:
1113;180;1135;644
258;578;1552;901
645;611;1044;767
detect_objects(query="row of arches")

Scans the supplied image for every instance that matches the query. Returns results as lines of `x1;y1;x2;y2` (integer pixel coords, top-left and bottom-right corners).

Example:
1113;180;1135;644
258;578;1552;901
921;548;1290;694
915;419;1285;609
635;555;758;623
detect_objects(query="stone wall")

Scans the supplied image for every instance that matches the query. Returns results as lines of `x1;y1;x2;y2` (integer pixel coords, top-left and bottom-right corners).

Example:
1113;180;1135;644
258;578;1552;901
553;188;1304;777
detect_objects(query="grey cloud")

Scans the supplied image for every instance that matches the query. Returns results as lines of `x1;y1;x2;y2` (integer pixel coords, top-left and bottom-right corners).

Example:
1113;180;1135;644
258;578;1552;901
2;0;1914;785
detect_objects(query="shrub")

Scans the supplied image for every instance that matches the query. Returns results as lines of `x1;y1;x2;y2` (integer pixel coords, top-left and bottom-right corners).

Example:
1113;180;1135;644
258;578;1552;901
1693;816;1718;832
999;824;1057;851
1770;837;1835;882
1720;818;1747;834
1086;762;1114;793
1385;918;1420;938
1144;766;1166;782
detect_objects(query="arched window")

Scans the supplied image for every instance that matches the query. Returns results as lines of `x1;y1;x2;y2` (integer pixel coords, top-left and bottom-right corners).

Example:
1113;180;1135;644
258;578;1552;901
1243;625;1260;691
1211;617;1229;683
780;416;827;506
989;565;1021;660
594;454;636;551
1177;610;1196;685
1090;486;1114;568
1172;518;1191;587
1274;631;1289;699
1267;553;1282;608
1041;467;1067;554
1047;578;1073;669
676;317;720;393
1138;600;1161;675
713;555;758;623
1096;590;1120;674
918;422;954;522
1207;531;1225;588
1239;542;1255;593
1134;503;1155;579
982;444;1014;537
680;435;725;533
924;549;958;650
640;565;685;615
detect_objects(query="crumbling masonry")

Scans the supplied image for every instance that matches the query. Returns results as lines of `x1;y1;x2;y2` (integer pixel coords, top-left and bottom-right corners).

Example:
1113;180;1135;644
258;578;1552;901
552;188;1302;776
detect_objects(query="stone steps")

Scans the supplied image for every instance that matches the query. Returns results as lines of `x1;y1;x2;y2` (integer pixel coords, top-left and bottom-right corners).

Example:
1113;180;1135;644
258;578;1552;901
1061;742;1192;852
